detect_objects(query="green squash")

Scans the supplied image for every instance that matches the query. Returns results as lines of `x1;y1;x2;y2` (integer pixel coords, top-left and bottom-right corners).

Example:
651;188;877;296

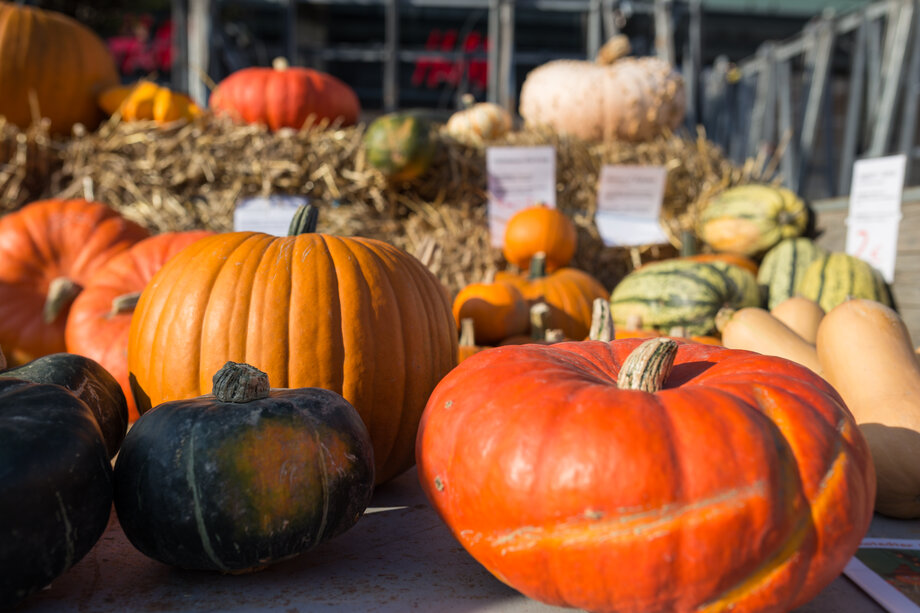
0;377;113;608
113;362;375;573
697;184;810;258
757;237;829;310
363;112;437;182
2;352;128;459
797;252;894;312
610;259;762;336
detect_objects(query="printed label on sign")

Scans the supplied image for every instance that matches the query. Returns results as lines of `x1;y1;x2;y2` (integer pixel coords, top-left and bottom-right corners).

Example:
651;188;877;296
595;165;669;246
845;154;905;283
234;195;308;235
486;146;556;247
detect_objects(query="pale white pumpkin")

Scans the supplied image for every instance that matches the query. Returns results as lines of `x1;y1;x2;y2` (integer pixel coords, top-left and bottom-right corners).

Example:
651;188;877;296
445;97;513;142
518;36;686;142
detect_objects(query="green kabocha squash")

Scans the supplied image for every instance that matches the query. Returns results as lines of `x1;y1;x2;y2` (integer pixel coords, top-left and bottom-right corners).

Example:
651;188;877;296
757;237;829;310
798;252;894;313
697;184;810;258
610;259;762;337
113;362;375;573
363;112;437;182
0;378;113;609
1;352;128;459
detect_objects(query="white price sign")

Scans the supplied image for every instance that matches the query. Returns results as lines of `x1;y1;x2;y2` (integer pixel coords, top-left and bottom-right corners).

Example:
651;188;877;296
594;164;669;246
486;146;556;247
234;195;308;236
845;155;906;283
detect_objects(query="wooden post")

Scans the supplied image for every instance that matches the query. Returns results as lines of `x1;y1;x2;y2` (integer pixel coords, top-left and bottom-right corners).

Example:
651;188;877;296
171;0;189;93
383;0;399;112
487;0;501;104
498;0;515;113
653;0;675;66
795;13;835;195
868;0;914;157
587;0;602;59
187;0;211;106
777;59;796;188
838;19;868;196
897;2;920;185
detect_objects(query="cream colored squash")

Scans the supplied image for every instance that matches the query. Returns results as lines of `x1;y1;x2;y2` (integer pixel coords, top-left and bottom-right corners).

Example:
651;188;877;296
770;296;825;344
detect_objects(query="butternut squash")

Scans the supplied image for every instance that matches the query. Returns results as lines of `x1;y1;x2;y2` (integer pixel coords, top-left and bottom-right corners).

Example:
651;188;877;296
816;299;920;519
717;307;822;375
770;296;825;344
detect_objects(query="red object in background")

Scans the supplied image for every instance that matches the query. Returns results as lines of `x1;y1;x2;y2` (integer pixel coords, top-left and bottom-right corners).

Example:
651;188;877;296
411;28;488;91
107;14;173;77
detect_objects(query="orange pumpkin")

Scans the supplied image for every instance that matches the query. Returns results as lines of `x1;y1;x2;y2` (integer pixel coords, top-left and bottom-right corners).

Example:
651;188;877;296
417;338;875;612
0;3;119;134
502;205;577;272
0;199;149;365
496;253;608;341
684;252;759;276
209;57;360;131
452;279;529;346
65;230;214;421
127;206;455;484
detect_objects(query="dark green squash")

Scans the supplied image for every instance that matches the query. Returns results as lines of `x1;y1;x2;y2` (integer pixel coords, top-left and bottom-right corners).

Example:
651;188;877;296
113;362;375;573
2;353;128;459
0;377;113;609
797;252;894;313
363;112;437;182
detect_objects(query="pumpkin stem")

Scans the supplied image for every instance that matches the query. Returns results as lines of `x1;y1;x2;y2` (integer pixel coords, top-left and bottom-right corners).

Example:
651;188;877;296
44;277;82;324
212;362;270;403
459;92;476;110
530;302;550;340
668;326;689;338
589;298;614;342
288;204;319;236
617;337;678;392
714;307;736;334
459;318;476;347
0;344;6;371
272;57;290;71
109;291;142;318
528;251;548;280
596;35;631;65
544;329;566;342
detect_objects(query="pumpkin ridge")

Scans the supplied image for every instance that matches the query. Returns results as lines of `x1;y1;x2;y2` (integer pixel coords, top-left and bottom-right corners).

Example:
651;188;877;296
185;419;230;572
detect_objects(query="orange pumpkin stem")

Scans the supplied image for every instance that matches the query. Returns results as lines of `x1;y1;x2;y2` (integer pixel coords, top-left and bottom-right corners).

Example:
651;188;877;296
212;361;270;403
616;337;678;392
43;276;82;324
109;291;142;318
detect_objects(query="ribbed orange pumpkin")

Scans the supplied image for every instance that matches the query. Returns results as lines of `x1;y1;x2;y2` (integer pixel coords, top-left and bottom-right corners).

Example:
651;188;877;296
209;57;361;131
65;230;214;422
0;3;119;134
496;253;608;341
127;206;456;484
417;338;875;612
0;199;149;365
452;280;529;346
502;205;577;272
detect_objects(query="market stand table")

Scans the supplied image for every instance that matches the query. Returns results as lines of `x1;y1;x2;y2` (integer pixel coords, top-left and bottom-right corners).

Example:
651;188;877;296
16;467;916;612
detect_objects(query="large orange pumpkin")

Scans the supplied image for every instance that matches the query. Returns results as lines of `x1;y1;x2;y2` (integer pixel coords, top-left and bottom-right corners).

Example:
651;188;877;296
209;57;361;131
0;3;119;134
0;199;149;365
417;338;875;612
65;230;214;422
127;206;456;484
502;205;577;272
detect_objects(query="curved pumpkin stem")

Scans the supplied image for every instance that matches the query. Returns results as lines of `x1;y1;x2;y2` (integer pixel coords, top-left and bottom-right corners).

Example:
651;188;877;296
212;361;270;403
617;337;678;392
109;291;142;318
459;317;476;348
714;307;736;334
272;57;290;71
288;204;319;236
530;302;550;340
596;35;631;65
44;276;82;324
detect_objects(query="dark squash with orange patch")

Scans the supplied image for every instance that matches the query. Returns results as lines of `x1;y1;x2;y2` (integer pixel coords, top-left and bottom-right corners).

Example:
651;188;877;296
113;362;374;573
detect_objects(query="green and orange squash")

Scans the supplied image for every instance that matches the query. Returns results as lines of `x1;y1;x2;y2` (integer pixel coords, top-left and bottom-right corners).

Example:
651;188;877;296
757;237;828;310
798;252;894;312
363;111;438;183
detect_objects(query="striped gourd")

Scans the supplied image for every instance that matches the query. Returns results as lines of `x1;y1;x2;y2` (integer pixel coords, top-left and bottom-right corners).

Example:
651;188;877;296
610;259;762;336
757;237;829;309
797;252;893;312
697;184;809;258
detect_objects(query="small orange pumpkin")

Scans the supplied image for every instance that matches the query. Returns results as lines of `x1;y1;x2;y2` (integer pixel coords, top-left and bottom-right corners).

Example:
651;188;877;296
452;279;529;346
502;205;577;273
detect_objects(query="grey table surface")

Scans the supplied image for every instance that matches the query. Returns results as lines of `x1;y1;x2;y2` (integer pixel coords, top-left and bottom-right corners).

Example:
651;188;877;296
15;466;920;613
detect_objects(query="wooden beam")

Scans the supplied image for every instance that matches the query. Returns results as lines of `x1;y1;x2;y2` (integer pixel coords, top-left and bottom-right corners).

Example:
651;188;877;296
187;0;211;106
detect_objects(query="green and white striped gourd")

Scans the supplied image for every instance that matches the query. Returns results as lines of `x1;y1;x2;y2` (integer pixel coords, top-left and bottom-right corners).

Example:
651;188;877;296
610;259;762;337
697;184;809;258
797;252;893;312
757;237;829;309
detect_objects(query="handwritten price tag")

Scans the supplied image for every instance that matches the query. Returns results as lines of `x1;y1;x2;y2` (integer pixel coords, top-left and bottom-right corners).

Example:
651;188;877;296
234;195;307;235
594;165;669;246
486;146;556;247
845;155;906;283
